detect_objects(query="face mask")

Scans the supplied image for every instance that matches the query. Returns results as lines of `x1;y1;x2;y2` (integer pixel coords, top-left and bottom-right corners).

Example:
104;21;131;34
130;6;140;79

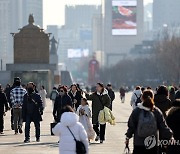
59;91;65;96
28;88;34;94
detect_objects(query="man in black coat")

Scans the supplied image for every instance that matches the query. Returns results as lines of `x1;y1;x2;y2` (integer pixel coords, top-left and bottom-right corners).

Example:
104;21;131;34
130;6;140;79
22;82;43;143
0;85;9;134
107;84;115;111
53;86;72;122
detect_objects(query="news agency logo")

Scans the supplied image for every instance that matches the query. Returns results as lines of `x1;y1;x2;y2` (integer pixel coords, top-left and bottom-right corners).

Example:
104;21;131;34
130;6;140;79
144;135;180;149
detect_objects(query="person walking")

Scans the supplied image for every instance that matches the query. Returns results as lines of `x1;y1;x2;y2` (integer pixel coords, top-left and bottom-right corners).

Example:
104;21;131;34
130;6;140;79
169;86;176;102
0;84;9;134
166;99;180;154
77;98;95;141
107;84;115;110
154;85;172;118
68;84;83;111
22;82;44;143
39;85;47;109
119;87;126;103
50;87;59;109
125;90;173;154
52;105;89;154
130;86;142;109
84;83;111;143
10;77;27;135
53;86;73;123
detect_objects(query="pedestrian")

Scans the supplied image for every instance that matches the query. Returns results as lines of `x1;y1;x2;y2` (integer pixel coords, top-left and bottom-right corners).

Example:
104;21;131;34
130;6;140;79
22;82;44;143
50;87;59;109
77;98;95;141
53;86;73;123
119;87;126;103
125;90;173;154
4;84;11;104
0;84;9;134
52;105;89;154
166;99;180;154
175;85;180;99
39;85;47;109
130;86;142;109
154;85;172;118
107;84;115;110
169;86;176;102
68;84;82;111
84;83;111;143
10;77;27;135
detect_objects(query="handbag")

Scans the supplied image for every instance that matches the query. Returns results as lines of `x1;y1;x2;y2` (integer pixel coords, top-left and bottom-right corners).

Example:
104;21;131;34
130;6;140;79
67;126;86;154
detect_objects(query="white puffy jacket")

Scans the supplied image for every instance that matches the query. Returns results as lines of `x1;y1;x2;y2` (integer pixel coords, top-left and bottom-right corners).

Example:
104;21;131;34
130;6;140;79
52;112;89;154
130;89;142;109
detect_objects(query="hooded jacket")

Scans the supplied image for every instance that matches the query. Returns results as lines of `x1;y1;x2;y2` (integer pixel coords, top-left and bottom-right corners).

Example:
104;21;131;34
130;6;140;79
52;112;89;154
130;90;142;109
85;89;111;124
154;94;172;117
126;103;173;146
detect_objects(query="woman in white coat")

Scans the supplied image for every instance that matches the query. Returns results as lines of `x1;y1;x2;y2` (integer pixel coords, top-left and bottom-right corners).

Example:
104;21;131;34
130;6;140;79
39;85;47;109
52;105;89;154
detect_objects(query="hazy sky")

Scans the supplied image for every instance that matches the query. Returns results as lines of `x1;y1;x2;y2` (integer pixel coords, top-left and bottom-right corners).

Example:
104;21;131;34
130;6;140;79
43;0;153;28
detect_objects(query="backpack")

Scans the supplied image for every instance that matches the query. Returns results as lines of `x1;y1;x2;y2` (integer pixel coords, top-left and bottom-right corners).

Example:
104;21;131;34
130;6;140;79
51;91;57;101
137;109;157;138
134;93;141;106
67;126;86;154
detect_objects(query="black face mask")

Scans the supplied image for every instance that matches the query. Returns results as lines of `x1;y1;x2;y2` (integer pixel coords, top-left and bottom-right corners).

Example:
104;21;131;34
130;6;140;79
28;88;34;94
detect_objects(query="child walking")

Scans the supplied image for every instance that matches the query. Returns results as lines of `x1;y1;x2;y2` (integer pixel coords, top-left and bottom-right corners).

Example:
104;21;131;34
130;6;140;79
77;98;95;141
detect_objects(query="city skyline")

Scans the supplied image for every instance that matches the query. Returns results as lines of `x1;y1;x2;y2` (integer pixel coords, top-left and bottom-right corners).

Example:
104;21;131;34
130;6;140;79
43;0;153;28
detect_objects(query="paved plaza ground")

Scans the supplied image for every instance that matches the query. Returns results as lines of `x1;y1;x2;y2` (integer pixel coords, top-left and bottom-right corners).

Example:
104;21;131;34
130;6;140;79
0;92;133;154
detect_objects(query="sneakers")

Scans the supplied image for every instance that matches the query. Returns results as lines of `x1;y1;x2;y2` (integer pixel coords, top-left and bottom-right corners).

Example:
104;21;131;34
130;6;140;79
0;132;4;134
24;139;30;143
14;132;18;135
95;136;100;142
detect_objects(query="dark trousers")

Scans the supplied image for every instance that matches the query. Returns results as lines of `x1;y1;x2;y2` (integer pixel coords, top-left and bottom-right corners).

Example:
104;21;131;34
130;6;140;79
133;146;159;154
0;111;4;132
25;116;40;140
93;123;106;140
11;109;14;126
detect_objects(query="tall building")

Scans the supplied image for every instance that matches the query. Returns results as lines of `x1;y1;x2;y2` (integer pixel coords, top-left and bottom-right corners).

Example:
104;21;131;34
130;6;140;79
65;5;101;29
153;0;180;30
0;0;43;70
101;0;144;66
0;0;11;70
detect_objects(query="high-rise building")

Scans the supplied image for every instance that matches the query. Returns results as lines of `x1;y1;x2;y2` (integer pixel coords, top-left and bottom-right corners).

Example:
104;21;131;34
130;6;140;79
101;0;144;66
0;0;11;70
65;5;101;29
153;0;180;30
0;0;43;70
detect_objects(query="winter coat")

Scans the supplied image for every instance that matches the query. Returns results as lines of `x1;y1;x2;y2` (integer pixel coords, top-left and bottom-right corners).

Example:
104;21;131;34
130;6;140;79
85;89;111;124
130;89;142;109
154;94;172;117
68;90;83;110
39;89;47;108
22;92;44;122
175;90;180;99
53;94;72;122
166;103;180;154
126;103;173;146
98;106;115;125
107;89;115;110
52;112;89;154
77;105;95;140
0;91;9;113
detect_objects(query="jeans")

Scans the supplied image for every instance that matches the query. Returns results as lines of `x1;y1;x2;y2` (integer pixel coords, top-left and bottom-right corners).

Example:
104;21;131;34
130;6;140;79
13;108;22;133
25;115;40;140
93;123;106;140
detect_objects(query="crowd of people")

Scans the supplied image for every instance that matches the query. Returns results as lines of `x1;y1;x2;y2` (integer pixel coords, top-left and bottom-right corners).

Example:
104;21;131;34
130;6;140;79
0;76;180;154
126;85;180;154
